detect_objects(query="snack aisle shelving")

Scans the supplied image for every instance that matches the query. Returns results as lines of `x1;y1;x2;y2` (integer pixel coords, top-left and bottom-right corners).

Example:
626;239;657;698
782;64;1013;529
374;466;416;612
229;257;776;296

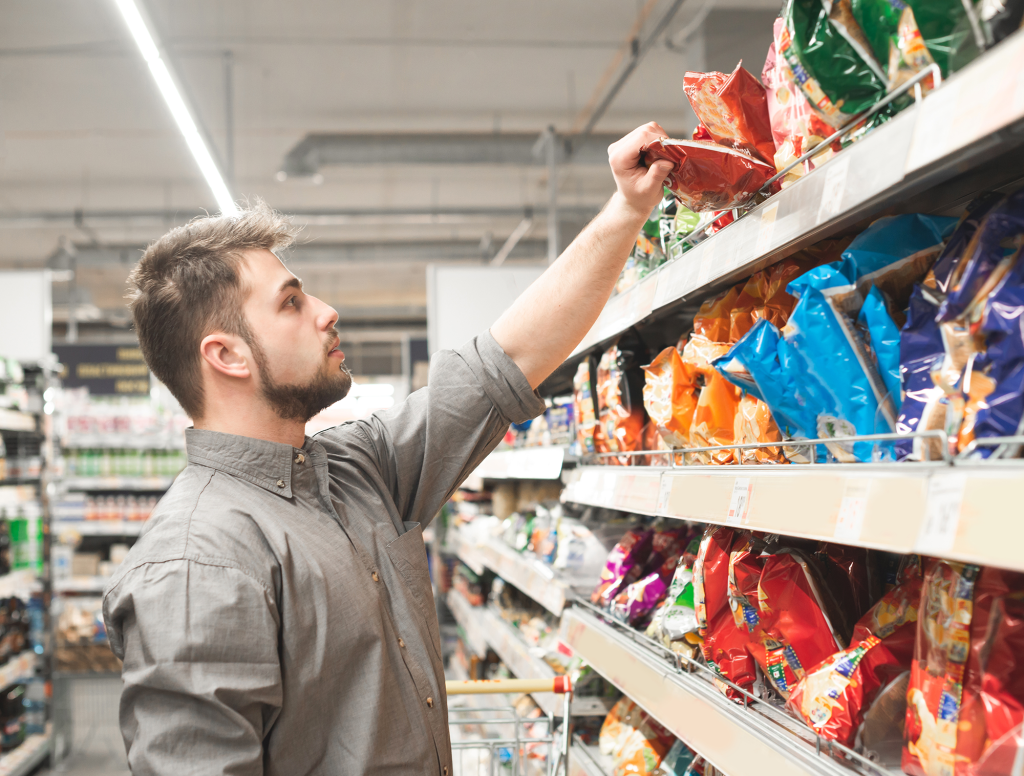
567;736;614;776
570;28;1024;359
60;476;176;492
472;446;570;481
560;462;1024;574
0;727;51;776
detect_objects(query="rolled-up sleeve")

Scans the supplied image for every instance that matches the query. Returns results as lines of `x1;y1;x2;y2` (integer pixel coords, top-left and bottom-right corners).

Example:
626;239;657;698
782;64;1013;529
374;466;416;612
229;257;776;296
104;559;282;776
324;330;546;527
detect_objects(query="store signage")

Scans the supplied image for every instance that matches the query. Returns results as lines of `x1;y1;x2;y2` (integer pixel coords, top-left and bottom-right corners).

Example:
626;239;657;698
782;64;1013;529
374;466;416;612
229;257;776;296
53;344;151;396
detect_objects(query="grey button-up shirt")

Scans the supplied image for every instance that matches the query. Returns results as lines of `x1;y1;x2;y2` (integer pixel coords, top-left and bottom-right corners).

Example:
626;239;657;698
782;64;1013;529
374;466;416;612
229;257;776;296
103;332;545;776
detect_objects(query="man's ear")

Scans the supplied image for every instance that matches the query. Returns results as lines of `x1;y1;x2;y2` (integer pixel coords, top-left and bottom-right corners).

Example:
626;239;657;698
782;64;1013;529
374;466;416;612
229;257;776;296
200;333;253;380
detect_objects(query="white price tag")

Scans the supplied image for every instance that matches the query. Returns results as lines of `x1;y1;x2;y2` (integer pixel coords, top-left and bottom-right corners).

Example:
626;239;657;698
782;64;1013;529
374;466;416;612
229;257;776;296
916;474;967;554
696;240;717;289
657;474;675;516
834;479;871;542
816;156;850;224
726;478;753;526
756;202;780;254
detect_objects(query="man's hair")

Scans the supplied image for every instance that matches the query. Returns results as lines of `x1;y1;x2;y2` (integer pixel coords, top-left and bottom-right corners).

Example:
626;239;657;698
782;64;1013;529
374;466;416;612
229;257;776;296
126;201;298;419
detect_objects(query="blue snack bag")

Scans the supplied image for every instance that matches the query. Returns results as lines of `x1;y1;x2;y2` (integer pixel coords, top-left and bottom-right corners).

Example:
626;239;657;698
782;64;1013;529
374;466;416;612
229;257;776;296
895;285;946;460
782;287;894;461
857;286;902;413
714;318;832;462
939;189;1024;322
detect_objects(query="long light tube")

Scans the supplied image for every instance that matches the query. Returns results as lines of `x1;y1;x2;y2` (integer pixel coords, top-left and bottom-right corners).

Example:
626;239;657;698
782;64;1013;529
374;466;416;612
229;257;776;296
113;0;239;215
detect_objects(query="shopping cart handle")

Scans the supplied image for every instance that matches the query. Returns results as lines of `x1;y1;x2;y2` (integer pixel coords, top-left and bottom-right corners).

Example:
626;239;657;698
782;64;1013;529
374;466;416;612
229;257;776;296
445;677;572;695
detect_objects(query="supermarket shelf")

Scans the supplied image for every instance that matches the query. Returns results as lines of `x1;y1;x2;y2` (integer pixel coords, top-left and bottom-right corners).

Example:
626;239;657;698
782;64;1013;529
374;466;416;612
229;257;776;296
0;571;41;599
53;519;145;537
562;464;1024;574
445;590;563;717
560;607;859;776
0;653;36;692
0;486;38;508
0;410;36;434
569;736;613;776
473;446;569;480
62;476;176;491
476;538;594;617
446;530;485;576
569;28;1024;359
0;730;50;776
54;576;109;594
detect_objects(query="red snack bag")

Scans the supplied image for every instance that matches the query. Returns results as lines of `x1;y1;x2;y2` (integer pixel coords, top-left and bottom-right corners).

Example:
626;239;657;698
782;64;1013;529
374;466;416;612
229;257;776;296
758;552;844;690
591;528;655;606
683;64;776;166
787;563;923;745
641;138;774;213
693;526;757;697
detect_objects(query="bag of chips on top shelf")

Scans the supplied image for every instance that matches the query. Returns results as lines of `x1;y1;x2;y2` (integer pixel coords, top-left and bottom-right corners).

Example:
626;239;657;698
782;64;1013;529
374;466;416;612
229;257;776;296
788;558;922;746
596;342;648;464
762;18;844;186
693;287;742;343
591;527;655;607
693;526;758;697
641;138;775;213
683;63;777;166
850;0;965;81
779;0;889;129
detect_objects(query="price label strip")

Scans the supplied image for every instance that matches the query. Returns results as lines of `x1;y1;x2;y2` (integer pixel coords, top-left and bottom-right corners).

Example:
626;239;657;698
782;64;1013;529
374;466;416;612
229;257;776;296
816;155;850;225
657;473;675;516
726;477;753;526
756;202;780;255
916;473;967;555
696;239;717;290
834;478;871;543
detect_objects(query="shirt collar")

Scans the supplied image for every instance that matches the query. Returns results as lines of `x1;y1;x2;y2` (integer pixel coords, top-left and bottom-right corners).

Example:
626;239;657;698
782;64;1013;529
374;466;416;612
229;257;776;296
184;428;320;498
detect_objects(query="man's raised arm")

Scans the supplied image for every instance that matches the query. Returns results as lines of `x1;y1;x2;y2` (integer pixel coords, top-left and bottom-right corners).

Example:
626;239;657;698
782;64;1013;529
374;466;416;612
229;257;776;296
490;122;674;389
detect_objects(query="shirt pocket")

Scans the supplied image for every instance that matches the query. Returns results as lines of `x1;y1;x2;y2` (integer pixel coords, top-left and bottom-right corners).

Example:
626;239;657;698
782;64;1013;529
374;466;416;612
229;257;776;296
386;522;443;664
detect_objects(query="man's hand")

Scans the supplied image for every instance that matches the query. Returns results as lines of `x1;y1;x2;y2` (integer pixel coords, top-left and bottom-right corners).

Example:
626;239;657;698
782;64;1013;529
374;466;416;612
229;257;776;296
608;121;675;220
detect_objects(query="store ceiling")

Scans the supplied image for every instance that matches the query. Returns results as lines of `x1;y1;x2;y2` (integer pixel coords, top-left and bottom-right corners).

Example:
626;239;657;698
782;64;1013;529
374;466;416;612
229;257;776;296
0;0;777;333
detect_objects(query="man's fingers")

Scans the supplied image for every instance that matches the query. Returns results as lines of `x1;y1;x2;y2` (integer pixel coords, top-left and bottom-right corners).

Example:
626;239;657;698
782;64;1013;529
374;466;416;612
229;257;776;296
642;160;675;191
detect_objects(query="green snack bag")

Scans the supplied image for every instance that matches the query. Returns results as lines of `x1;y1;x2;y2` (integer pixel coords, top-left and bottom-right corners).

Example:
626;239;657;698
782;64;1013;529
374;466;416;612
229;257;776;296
781;0;889;128
850;0;965;79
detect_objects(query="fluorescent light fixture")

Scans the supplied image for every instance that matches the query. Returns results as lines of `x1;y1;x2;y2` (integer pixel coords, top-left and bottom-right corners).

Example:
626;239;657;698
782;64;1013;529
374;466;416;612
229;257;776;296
113;0;238;215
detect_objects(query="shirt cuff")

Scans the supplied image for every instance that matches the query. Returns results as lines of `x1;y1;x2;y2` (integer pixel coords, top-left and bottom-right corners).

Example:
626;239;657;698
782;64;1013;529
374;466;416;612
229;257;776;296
449;330;547;424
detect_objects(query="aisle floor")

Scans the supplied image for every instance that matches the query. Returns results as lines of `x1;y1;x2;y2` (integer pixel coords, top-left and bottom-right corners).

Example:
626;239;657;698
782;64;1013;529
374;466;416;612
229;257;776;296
43;675;129;775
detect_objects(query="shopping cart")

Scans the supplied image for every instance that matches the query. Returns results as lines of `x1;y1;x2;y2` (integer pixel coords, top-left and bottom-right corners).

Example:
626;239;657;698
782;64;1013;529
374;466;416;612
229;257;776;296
445;676;572;776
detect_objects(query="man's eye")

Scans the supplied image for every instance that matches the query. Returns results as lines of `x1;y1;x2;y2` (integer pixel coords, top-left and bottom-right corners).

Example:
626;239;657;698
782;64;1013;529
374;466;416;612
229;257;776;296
286;296;297;307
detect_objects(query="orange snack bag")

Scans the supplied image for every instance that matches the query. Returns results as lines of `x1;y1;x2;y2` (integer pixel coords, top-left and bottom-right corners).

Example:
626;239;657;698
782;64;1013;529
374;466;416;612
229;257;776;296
693;286;741;342
596;343;646;465
689;372;742;465
642;346;700;452
734;394;787;464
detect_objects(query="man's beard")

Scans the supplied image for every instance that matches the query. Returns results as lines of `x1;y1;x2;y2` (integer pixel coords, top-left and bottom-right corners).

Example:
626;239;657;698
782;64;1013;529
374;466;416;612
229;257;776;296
250;332;352;423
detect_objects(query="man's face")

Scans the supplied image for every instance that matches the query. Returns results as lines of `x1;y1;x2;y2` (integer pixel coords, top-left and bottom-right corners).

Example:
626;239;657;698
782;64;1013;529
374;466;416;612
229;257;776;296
239;248;352;422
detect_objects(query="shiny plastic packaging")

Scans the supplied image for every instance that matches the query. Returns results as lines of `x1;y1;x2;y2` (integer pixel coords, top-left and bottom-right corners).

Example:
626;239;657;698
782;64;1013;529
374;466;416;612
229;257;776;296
788;563;922;745
683;64;776;165
573;359;600;454
780;0;888;128
597;343;647;463
850;0;966;78
858;285;903;410
643;347;700;451
641;138;775;212
592;528;655;607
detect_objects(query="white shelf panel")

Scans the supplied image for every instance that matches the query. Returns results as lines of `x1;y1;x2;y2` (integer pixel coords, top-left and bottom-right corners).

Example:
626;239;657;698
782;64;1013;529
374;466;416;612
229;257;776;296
62;476;175;491
53;519;145;537
0;729;50;776
563;464;1024;573
560;607;853;776
568;29;1024;358
447;531;485;576
478;539;593;617
0;487;37;509
445;590;562;717
474;446;567;480
0;410;36;434
0;571;41;599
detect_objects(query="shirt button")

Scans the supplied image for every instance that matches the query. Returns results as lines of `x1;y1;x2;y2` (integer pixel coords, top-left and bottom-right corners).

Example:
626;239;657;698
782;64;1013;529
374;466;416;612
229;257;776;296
426;697;434;708
295;453;305;464
276;479;285;488
398;638;405;648
372;571;380;582
443;768;448;776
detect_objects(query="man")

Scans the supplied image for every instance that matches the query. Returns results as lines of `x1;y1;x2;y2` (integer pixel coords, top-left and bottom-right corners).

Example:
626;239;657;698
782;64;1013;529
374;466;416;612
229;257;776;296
103;122;673;775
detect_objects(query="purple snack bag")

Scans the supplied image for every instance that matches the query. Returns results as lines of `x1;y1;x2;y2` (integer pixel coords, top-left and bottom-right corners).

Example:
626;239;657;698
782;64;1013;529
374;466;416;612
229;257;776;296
590;528;654;607
612;572;671;626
